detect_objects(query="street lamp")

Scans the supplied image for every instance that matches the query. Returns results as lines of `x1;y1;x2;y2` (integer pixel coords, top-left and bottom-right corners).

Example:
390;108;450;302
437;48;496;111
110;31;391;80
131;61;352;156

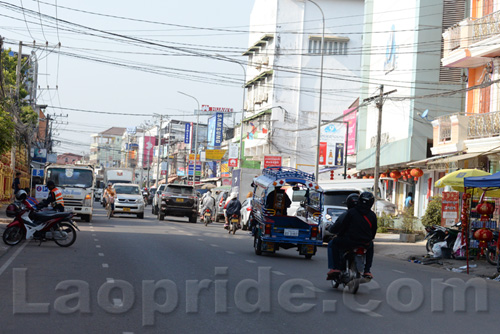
305;0;325;181
215;54;247;164
178;91;200;184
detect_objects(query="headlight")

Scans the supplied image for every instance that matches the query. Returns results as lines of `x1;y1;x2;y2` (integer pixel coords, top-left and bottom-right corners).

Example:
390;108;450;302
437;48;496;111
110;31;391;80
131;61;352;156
325;214;332;221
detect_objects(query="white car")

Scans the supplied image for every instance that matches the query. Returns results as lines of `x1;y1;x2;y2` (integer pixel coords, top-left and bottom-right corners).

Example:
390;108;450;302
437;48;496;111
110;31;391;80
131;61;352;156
113;183;145;219
240;198;253;230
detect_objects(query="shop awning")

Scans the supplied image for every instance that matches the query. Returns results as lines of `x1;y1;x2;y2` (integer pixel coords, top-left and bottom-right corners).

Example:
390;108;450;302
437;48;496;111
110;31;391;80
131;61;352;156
406;153;456;166
429;152;481;165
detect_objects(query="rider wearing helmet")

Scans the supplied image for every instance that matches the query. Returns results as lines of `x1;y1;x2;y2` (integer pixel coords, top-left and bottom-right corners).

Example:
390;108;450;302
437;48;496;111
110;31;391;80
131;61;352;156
103;182;117;216
326;191;377;279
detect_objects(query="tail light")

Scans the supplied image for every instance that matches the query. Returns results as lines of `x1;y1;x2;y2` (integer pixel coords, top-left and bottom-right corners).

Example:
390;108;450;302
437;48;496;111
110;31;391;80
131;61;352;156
247;206;252;211
264;224;272;236
355;248;367;255
311;226;318;239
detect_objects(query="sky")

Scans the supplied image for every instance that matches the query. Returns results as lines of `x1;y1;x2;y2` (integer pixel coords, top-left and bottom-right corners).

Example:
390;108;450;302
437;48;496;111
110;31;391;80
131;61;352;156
0;0;255;155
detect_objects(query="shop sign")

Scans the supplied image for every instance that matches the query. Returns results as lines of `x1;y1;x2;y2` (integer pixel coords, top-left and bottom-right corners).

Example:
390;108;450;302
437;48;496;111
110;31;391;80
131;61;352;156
441;192;459;226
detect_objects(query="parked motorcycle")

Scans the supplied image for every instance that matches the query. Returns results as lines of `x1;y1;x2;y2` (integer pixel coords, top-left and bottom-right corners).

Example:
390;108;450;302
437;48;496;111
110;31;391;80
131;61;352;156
202;208;213;226
3;201;79;247
485;231;499;266
331;246;371;294
228;214;240;235
425;223;461;254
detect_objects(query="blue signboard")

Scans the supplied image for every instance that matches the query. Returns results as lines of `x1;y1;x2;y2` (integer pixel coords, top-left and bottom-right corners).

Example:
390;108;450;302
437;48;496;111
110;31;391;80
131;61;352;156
32;169;44;177
184;123;191;144
207;112;224;147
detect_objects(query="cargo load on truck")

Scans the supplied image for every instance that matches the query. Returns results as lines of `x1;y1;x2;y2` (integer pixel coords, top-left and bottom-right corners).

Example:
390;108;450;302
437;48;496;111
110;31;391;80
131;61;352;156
104;168;135;185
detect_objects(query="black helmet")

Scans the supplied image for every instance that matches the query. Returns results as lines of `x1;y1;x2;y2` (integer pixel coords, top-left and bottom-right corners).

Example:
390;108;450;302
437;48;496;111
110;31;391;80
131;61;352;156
47;180;55;188
346;193;359;209
358;191;375;208
6;203;19;217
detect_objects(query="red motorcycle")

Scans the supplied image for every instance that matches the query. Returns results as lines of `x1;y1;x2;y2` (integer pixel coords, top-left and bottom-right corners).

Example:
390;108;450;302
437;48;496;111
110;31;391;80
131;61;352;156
201;208;213;226
3;201;79;247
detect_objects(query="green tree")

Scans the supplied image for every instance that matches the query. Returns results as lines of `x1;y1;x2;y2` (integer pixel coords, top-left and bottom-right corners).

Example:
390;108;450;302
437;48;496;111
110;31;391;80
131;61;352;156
0;47;37;154
421;196;442;227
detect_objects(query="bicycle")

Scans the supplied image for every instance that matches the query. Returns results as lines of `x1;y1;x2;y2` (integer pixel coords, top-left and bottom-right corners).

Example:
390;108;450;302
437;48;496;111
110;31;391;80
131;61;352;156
106;197;115;219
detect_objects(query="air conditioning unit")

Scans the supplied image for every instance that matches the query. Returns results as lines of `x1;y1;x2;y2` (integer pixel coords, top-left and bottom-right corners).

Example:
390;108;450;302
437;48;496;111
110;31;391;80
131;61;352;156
263;93;269;102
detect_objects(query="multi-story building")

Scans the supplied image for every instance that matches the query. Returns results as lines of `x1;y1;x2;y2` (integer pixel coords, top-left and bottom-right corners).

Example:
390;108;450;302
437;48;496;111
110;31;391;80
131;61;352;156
241;0;364;171
121;129;140;169
433;0;500;173
89;127;126;168
356;0;466;216
56;153;83;165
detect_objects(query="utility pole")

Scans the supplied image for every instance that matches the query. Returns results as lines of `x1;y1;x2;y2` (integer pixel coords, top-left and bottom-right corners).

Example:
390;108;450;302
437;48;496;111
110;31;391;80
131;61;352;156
155;115;164;187
367;85;396;210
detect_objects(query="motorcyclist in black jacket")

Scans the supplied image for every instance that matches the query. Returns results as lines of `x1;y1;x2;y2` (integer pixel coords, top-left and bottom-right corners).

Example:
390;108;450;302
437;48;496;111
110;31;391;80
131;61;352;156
327;192;378;279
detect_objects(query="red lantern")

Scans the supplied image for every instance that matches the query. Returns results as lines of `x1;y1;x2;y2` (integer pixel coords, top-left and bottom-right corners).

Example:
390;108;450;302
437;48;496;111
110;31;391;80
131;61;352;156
380;173;387;178
369;175;374;179
363;176;368;179
389;170;401;181
474;228;494;255
476;202;495;221
410;168;424;181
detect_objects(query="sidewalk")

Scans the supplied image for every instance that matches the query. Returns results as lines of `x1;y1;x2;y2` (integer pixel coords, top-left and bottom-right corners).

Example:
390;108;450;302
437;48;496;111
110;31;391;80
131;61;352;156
375;233;500;279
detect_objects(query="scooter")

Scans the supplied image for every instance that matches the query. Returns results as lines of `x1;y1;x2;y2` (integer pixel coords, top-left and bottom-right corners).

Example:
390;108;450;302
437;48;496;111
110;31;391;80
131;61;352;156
202;208;213;226
228;214;240;235
3;201;79;247
425;223;461;253
331;247;371;294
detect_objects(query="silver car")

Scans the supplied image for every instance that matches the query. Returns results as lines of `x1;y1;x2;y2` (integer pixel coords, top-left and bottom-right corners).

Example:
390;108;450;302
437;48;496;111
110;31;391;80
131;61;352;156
113;183;145;219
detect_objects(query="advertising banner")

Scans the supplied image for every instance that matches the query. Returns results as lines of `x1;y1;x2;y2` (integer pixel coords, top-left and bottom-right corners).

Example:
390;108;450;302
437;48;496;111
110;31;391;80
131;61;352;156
228;143;239;159
184;123;191;144
318;142;327;166
320;123;346;166
208;112;224;147
264;156;282;168
205;149;226;160
343;107;357;155
441;192;459;226
335;143;344;166
228;158;238;168
143;136;156;168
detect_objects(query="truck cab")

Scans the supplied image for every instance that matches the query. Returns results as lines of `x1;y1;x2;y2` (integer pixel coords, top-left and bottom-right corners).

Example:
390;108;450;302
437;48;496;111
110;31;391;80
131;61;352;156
44;164;95;222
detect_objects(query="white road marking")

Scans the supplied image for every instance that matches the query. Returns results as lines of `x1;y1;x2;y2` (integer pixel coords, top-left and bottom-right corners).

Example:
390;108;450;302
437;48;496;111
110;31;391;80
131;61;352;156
102;263;109;268
356;308;383;318
392;270;405;274
198;238;204;241
226;251;235;254
92;234;96;236
210;244;219;247
272;271;286;276
245;260;256;264
98;253;104;256
123;332;134;334
305;286;325;293
94;239;99;242
96;245;101;248
107;278;115;283
0;241;28;277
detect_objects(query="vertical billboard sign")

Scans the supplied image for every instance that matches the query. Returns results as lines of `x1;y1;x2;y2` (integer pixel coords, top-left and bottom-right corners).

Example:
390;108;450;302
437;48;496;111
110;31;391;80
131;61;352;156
184;123;191;144
208;112;224;147
441;192;459;226
343;107;357;156
143;136;155;168
214;112;224;147
334;143;344;166
207;114;217;147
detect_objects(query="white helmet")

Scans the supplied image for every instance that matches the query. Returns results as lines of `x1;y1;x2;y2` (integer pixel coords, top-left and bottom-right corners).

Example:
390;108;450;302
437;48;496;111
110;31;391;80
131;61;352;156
15;190;27;201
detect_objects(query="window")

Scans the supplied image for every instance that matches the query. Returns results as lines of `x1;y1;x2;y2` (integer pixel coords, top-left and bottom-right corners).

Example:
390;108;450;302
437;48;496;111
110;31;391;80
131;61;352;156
308;37;348;55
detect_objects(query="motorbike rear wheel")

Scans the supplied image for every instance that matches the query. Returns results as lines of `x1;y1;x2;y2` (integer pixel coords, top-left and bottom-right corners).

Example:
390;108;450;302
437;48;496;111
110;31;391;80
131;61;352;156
347;261;360;294
54;222;77;247
486;248;498;266
3;226;24;246
426;238;439;253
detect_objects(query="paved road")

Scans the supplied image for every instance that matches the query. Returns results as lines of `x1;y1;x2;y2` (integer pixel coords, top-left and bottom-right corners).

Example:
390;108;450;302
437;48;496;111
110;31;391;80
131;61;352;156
0;206;498;333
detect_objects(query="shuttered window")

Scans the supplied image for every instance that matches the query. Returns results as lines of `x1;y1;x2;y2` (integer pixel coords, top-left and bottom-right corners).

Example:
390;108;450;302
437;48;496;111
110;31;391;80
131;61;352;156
439;0;466;82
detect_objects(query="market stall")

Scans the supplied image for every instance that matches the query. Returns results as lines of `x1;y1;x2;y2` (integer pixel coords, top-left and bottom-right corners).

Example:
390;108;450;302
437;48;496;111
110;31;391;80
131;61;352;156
463;172;500;274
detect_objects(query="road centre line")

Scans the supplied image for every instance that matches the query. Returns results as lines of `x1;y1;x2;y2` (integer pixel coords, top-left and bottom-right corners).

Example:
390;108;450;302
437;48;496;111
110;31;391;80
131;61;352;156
96;245;101;248
210;244;219;247
245;260;256;264
392;270;405;274
94;239;99;242
0;241;28;277
98;253;104;256
102;263;109;268
226;251;235;254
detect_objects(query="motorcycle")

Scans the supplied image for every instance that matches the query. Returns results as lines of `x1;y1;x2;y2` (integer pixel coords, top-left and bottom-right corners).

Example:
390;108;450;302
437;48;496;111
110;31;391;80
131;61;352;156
485;231;499;266
425;223;461;254
331;246;371;294
142;191;149;207
202;208;213;226
228;214;240;235
3;201;79;247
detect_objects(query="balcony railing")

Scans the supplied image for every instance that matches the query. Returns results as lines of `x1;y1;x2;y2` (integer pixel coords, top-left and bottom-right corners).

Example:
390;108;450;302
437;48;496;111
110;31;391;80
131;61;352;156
439;115;452;142
447;24;461;51
473;11;500;43
467;111;500;139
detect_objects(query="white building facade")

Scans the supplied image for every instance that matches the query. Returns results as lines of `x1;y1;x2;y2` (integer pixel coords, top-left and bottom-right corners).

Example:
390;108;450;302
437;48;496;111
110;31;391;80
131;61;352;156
241;0;364;171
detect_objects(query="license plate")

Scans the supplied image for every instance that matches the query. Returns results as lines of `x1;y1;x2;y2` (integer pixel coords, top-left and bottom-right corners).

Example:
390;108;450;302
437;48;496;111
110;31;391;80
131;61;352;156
176;198;184;202
303;245;314;254
284;229;299;237
123;208;131;212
